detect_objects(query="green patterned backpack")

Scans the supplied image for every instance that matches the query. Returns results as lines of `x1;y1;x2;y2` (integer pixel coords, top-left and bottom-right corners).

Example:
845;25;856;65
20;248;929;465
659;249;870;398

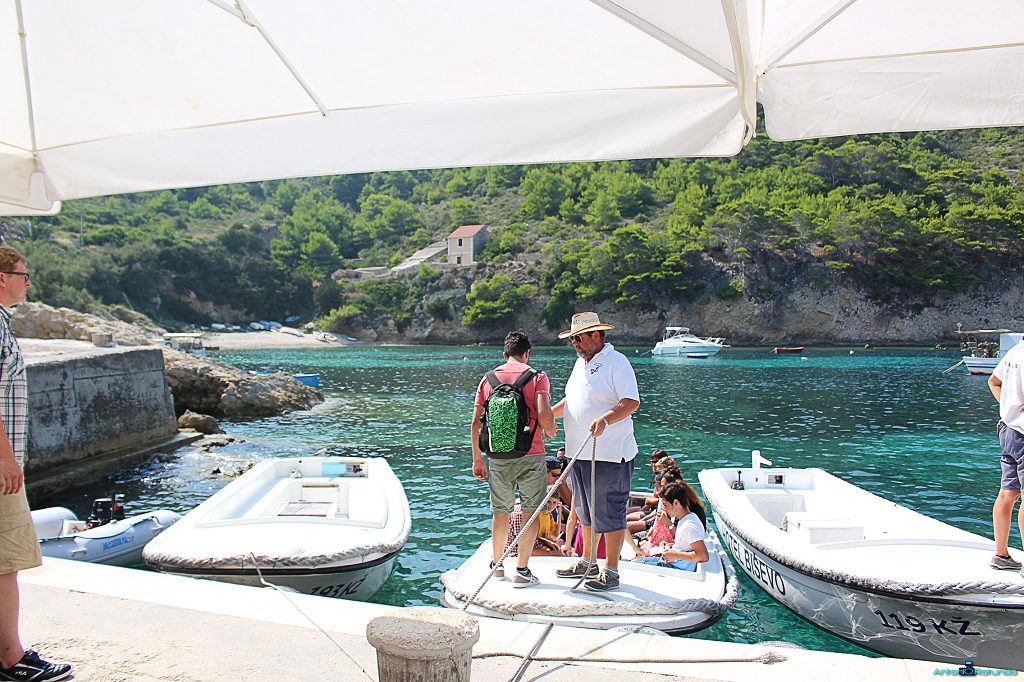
479;368;537;459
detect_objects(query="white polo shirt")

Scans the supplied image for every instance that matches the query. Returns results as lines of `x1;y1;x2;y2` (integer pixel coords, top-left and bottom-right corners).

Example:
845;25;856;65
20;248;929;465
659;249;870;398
994;340;1024;435
563;343;640;463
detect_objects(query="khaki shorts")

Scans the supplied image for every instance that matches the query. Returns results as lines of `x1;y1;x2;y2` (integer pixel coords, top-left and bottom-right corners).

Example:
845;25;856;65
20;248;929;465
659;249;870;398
0;487;42;575
488;456;546;515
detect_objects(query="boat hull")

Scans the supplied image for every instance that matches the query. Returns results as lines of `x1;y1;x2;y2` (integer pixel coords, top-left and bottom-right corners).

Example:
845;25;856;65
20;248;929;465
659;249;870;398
713;514;1024;670
160;551;399;601
962;356;999;375
143;456;410;604
652;343;722;356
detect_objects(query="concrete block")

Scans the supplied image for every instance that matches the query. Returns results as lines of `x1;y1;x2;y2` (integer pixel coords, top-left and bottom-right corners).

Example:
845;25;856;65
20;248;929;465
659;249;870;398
367;606;480;682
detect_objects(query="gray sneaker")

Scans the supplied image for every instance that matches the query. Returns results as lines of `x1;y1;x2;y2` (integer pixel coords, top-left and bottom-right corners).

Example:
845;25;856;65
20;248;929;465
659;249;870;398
555;560;599;579
489;561;506;580
990;554;1022;571
584;569;620;592
512;568;539;588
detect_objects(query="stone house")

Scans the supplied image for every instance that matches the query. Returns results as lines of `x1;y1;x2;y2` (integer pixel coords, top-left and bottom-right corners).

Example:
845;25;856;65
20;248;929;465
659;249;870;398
447;224;488;265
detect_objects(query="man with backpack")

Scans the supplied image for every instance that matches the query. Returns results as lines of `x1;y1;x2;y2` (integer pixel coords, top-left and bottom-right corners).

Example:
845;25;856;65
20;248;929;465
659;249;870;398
471;330;556;588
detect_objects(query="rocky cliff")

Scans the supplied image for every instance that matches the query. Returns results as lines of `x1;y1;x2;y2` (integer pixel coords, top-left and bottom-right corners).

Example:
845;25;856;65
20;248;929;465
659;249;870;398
343;271;1024;346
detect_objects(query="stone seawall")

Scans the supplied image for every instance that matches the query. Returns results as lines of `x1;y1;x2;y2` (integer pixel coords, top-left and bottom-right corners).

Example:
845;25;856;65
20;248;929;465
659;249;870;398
24;344;178;475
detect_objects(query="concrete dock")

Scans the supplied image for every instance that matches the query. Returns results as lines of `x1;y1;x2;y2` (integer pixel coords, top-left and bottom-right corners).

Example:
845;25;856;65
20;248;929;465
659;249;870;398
19;559;950;681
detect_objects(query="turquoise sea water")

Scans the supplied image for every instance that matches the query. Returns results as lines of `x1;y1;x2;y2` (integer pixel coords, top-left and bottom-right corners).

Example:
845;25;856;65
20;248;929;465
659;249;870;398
39;344;1008;657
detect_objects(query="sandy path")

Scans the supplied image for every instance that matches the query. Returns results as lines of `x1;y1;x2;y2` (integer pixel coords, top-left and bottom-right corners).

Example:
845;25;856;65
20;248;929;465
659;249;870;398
204;331;350;350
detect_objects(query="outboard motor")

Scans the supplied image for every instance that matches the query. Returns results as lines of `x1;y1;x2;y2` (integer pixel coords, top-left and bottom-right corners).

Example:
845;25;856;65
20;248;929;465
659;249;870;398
731;470;745;490
87;494;125;528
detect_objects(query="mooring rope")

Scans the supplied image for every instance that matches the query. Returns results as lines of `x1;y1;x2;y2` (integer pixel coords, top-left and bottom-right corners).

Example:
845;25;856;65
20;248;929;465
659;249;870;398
459;434;597;611
474;650;788;665
247;553;375;681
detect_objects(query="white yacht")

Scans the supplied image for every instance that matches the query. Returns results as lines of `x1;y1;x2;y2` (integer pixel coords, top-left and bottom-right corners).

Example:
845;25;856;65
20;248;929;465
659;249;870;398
651;326;725;356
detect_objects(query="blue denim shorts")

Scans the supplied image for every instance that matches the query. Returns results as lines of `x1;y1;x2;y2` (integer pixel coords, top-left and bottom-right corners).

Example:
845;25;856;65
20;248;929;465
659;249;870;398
570;457;635;533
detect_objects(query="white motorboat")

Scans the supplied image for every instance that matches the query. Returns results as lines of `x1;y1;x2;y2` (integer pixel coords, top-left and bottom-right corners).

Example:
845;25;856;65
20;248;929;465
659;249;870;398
143;456;410;601
313;330;338;343
32;498;180;566
955;327;1023;375
651;327;725;356
699;460;1024;670
440;532;736;635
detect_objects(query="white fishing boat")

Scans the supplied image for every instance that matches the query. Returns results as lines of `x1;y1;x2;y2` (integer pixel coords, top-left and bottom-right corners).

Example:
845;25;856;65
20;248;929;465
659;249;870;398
31;498;180;566
699;457;1024;670
440;532;736;635
651;327;725;357
142;456;410;601
955;327;1024;375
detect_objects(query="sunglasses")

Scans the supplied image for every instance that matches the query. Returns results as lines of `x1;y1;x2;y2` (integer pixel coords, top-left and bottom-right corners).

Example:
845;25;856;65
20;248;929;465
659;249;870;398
569;333;589;344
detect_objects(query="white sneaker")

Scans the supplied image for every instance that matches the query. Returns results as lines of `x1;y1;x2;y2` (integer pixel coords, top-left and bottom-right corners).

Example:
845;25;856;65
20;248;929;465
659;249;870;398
512;568;539;588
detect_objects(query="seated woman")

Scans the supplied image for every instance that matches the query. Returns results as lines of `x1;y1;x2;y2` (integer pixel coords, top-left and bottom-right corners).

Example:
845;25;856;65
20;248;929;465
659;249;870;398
635;481;709;571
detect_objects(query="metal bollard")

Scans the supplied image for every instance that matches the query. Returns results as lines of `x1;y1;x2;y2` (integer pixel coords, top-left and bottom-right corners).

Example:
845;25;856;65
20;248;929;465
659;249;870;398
366;606;480;682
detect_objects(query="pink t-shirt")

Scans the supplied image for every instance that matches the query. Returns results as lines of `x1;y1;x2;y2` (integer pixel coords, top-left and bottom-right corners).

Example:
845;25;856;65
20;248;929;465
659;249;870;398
475;360;550;455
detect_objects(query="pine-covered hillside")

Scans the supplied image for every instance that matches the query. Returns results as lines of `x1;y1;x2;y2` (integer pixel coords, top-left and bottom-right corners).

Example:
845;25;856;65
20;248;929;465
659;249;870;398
6;125;1022;339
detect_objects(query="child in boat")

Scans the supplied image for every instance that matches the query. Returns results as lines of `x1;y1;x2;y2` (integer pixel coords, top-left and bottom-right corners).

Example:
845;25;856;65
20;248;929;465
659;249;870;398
627;470;680;535
635;481;709;571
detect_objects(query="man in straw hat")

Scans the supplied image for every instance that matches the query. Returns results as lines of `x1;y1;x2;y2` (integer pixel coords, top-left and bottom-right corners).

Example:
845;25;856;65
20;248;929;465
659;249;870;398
551;312;639;591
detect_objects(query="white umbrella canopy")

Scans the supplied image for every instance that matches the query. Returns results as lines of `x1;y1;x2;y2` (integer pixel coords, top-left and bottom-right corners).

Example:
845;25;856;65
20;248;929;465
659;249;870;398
1;0;1022;215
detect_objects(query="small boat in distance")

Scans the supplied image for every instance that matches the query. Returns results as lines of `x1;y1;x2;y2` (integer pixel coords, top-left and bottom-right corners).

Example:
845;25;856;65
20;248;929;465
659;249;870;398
161;332;207;356
293;373;320;389
313;330;338;343
699;460;1024;670
143;456;410;602
32;495;180;566
772;346;804;354
651;326;725;356
956;326;1023;375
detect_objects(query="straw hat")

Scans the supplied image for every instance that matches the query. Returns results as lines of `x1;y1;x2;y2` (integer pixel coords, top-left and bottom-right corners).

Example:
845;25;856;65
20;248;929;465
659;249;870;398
557;312;615;339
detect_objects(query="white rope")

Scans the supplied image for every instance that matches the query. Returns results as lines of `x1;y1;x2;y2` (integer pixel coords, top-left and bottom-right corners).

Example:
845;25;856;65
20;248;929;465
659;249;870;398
475;650;788;665
245;554;375;681
460;435;596;611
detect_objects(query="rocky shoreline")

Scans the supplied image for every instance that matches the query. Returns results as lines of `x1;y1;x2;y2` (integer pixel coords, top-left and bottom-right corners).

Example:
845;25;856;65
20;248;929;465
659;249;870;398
14;302;323;419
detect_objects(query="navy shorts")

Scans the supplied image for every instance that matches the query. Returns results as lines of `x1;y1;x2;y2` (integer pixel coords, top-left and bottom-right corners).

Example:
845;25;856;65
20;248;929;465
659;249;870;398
1000;423;1024;492
570;457;635;533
